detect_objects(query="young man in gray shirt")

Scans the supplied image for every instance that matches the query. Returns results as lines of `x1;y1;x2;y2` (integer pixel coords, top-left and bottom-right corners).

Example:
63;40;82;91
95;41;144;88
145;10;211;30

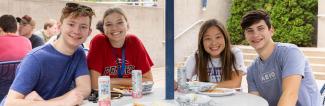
241;10;320;106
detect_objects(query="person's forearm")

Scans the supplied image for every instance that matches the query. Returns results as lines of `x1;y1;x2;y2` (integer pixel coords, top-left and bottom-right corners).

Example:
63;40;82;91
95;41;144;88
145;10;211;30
111;77;153;87
278;75;301;106
48;91;69;101
74;85;91;98
249;91;260;96
216;80;241;88
48;87;89;101
216;73;242;88
90;69;100;90
73;75;91;98
278;91;298;106
5;99;62;106
111;78;132;87
143;76;153;82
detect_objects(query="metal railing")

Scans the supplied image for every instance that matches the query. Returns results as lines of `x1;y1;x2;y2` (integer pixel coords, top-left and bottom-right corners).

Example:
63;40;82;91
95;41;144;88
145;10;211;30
64;0;158;6
162;19;204;44
319;14;325;18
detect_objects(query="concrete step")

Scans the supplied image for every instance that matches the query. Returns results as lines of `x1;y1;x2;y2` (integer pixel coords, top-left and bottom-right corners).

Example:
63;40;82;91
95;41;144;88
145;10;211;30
243;53;258;60
237;45;325;57
244;60;253;66
244;60;325;80
299;47;325;57
244;60;325;72
243;53;325;65
307;56;325;65
237;45;256;54
311;64;325;73
313;72;325;80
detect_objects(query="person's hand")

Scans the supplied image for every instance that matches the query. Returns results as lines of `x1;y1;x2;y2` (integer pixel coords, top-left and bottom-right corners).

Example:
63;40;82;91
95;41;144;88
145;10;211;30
174;80;178;91
61;89;84;106
25;91;44;101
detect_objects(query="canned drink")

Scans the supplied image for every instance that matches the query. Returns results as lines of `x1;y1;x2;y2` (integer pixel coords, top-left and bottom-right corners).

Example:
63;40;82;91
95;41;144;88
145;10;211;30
177;67;187;92
132;70;142;98
98;76;111;106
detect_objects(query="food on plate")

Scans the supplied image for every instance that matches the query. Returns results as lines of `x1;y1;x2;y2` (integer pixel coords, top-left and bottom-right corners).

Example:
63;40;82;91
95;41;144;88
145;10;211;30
185;81;216;92
133;102;145;106
129;101;169;106
176;94;213;105
112;87;131;94
205;89;224;93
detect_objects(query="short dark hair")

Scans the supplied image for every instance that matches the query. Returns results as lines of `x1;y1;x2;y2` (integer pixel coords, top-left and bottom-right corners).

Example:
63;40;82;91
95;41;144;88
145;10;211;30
240;10;272;30
0;14;17;33
43;19;56;30
96;20;104;33
44;23;52;29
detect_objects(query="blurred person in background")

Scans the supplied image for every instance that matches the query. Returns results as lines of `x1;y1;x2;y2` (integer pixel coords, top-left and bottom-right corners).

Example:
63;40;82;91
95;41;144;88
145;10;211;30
17;15;44;48
34;19;59;43
0;14;32;61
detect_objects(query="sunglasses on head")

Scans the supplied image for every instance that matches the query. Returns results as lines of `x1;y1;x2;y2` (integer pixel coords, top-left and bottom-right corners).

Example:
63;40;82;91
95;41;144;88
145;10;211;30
65;3;94;14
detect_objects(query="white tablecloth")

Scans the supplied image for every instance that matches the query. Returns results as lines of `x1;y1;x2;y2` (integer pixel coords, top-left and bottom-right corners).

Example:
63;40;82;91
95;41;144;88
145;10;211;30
83;88;268;106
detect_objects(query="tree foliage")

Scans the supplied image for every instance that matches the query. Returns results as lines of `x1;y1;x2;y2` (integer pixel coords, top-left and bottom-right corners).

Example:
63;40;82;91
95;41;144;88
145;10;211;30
227;0;318;47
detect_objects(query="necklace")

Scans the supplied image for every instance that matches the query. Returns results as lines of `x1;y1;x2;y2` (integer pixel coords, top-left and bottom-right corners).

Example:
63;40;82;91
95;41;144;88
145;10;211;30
111;45;126;78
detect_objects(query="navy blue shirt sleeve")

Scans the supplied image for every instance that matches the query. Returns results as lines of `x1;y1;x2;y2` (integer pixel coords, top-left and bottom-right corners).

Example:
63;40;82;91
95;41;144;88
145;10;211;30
30;35;45;48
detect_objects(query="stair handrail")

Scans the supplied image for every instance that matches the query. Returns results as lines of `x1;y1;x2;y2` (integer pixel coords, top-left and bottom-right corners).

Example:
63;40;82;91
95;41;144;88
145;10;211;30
318;14;325;18
162;19;204;44
100;1;157;4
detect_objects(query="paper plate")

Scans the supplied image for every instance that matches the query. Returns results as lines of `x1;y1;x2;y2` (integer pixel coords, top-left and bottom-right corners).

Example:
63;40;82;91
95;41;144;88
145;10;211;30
176;93;213;106
123;101;173;106
198;88;236;97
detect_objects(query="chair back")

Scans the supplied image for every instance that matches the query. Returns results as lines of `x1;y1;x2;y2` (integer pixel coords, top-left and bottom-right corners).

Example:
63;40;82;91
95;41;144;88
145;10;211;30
320;84;325;105
0;60;20;101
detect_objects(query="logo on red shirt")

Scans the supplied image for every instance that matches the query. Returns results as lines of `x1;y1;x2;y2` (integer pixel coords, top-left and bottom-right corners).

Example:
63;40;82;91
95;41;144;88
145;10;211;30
103;58;135;78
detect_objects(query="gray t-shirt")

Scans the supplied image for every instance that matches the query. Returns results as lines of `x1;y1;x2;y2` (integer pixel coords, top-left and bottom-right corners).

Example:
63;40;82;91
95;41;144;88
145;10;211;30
247;43;321;106
185;47;247;82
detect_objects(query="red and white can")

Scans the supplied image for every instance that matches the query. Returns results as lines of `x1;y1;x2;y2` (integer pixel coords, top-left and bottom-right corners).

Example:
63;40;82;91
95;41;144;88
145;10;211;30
132;70;142;98
98;76;111;106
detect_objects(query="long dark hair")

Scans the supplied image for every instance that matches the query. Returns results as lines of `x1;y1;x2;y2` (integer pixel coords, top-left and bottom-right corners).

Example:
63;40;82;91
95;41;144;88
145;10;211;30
196;19;239;82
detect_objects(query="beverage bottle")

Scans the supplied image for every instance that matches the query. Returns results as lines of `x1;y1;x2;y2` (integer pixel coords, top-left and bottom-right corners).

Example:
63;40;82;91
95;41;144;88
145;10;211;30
132;70;143;98
98;76;111;106
177;67;188;93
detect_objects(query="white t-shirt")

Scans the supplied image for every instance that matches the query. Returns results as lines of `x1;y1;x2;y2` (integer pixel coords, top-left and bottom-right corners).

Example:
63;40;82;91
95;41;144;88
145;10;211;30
184;47;246;82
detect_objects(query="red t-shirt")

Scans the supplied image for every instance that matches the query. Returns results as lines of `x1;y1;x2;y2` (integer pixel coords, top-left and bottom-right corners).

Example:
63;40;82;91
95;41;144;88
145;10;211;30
0;34;32;61
87;34;153;78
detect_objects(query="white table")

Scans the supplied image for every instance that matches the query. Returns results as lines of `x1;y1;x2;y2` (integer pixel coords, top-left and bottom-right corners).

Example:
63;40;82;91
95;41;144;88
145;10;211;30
83;88;268;106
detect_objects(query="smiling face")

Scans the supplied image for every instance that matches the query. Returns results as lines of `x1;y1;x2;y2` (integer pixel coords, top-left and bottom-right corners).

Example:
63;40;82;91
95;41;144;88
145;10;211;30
103;12;128;44
244;20;274;51
202;26;225;58
58;15;92;48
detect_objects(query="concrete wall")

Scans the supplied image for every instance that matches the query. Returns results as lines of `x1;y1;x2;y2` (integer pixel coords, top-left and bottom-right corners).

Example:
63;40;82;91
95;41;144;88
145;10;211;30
318;0;325;48
0;0;230;67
